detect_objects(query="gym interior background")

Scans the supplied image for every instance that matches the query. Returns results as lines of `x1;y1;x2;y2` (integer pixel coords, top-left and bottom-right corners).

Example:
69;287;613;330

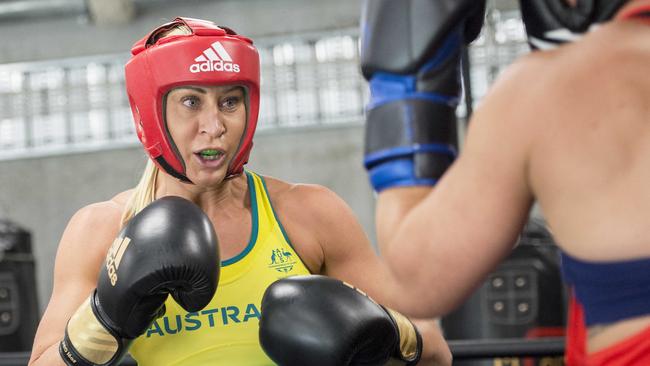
0;0;561;362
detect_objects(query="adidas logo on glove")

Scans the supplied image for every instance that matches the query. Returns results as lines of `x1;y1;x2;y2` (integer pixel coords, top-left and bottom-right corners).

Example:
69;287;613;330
190;41;240;73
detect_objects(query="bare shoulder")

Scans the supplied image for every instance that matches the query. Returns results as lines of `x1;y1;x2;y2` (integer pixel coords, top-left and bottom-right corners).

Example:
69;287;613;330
480;21;639;106
468;25;638;143
111;189;134;207
470;51;549;124
543;21;650;96
260;175;350;223
56;190;132;268
261;175;329;200
585;21;650;89
583;20;650;58
69;190;130;236
258;175;360;272
460;52;547;156
505;22;649;126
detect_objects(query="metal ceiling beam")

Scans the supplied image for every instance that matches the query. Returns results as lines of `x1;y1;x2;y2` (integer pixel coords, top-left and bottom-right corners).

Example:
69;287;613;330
0;0;87;21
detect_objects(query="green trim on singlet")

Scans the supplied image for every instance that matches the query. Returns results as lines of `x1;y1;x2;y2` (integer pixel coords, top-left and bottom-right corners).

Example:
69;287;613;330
221;171;259;266
258;174;309;268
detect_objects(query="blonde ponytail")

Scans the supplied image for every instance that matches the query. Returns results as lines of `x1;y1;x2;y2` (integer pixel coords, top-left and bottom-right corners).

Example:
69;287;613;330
119;23;192;227
120;159;160;227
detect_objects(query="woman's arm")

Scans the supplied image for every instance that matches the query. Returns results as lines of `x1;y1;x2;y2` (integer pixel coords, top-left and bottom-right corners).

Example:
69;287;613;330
28;202;122;366
374;59;539;318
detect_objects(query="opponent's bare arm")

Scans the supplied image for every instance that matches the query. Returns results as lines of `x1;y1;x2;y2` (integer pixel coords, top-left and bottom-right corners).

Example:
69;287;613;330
377;59;539;318
28;201;123;365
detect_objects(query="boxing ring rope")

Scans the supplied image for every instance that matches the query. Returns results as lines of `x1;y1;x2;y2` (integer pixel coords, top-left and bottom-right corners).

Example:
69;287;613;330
448;337;565;359
0;337;565;365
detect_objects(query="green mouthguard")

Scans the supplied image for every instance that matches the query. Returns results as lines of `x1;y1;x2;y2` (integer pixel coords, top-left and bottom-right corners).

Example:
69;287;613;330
200;149;219;157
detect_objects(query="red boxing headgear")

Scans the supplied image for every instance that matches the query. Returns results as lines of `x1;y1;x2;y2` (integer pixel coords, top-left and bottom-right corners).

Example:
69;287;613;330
125;17;260;182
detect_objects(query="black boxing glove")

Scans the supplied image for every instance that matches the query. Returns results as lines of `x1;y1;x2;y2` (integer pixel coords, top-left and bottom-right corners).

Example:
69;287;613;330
360;0;486;192
519;0;628;50
259;275;422;366
59;196;220;366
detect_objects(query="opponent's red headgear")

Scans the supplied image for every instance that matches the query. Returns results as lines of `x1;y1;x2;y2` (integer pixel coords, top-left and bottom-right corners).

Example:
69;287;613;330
125;17;260;182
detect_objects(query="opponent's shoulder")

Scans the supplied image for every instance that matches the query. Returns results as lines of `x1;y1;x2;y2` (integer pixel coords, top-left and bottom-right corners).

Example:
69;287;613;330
582;20;650;56
463;52;546;143
539;21;650;90
471;32;610;129
585;21;650;87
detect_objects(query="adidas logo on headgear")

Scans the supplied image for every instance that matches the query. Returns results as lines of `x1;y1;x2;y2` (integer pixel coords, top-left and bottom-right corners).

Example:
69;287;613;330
190;41;240;73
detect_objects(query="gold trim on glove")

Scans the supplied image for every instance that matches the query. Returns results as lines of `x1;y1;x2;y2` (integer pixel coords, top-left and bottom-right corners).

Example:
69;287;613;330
67;295;119;364
386;308;419;361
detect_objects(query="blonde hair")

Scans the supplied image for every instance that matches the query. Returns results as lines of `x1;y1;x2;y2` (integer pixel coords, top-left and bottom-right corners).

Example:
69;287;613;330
120;23;192;227
158;25;192;37
148;23;192;45
120;159;160;227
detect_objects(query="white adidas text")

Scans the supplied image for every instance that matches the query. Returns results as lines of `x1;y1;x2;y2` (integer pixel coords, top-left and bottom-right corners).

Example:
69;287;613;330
190;41;241;73
190;60;240;73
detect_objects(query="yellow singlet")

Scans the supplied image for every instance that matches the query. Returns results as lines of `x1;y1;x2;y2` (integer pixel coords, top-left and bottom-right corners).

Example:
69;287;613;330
130;171;311;365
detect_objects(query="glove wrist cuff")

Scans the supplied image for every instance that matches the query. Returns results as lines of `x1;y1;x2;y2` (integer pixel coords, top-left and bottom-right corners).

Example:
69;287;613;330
364;98;458;192
384;307;423;365
59;294;130;366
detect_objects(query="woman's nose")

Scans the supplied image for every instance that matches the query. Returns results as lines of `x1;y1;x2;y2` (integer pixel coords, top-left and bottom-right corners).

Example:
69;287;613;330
199;109;226;137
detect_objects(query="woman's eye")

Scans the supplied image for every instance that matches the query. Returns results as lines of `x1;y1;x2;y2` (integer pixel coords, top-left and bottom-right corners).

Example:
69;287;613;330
221;96;241;111
182;96;200;109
